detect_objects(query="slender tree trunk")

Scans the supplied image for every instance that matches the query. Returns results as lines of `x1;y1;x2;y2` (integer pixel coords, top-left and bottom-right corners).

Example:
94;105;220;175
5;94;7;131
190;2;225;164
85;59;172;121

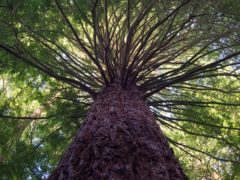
49;83;187;180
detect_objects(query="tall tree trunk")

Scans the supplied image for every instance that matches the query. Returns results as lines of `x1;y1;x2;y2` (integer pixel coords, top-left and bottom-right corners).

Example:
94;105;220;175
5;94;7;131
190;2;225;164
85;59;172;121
49;83;187;180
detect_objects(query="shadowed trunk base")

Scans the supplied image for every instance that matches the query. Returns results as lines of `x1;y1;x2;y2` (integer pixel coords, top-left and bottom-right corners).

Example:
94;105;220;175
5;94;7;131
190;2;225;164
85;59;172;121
49;83;187;180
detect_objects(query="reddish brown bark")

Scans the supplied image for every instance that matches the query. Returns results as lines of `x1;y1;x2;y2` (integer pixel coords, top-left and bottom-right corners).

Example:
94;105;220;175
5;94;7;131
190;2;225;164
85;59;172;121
49;83;187;179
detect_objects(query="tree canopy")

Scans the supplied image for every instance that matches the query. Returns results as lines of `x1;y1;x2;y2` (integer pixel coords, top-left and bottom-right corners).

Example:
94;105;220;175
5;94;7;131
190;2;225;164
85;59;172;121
0;0;240;179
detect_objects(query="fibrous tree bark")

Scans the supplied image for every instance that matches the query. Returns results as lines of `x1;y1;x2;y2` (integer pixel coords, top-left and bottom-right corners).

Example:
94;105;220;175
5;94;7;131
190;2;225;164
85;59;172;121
49;82;187;179
1;0;240;179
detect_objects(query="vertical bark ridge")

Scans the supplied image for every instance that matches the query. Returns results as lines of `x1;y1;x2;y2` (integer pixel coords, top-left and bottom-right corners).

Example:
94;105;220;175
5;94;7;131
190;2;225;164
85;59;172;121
49;83;187;180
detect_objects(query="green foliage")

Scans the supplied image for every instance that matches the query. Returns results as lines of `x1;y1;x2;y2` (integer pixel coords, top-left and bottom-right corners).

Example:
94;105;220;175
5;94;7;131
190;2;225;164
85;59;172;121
0;0;240;179
161;77;240;179
0;70;86;179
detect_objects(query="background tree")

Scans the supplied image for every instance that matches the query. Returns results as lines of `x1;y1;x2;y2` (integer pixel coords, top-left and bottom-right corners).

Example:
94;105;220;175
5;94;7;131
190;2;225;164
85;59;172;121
0;0;240;179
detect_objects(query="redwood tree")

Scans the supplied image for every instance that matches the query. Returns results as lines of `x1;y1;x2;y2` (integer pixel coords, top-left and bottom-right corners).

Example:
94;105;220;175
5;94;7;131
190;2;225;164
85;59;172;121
0;0;240;179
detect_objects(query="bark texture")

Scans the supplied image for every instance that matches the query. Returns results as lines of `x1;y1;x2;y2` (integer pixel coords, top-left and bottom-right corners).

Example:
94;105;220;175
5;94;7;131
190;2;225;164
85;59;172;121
49;83;187;180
